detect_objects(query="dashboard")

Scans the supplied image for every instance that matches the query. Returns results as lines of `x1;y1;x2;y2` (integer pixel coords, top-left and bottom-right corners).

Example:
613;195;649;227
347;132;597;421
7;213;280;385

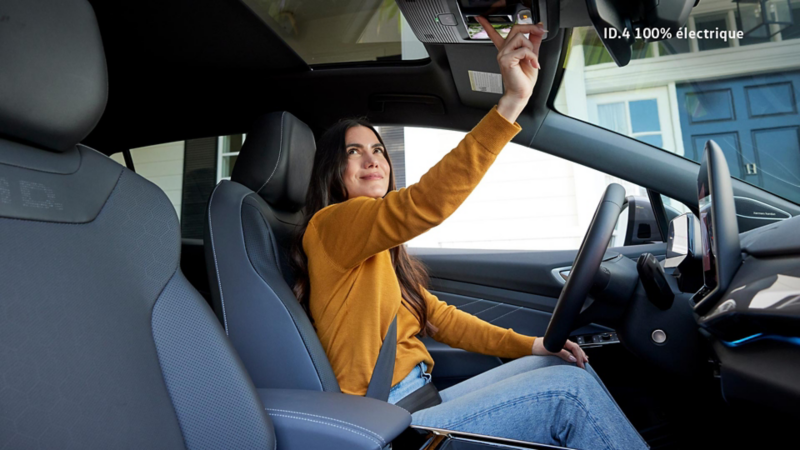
690;141;800;414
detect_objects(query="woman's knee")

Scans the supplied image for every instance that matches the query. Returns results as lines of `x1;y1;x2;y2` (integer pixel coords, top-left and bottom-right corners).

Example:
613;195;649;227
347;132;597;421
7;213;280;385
513;354;573;372
532;364;599;394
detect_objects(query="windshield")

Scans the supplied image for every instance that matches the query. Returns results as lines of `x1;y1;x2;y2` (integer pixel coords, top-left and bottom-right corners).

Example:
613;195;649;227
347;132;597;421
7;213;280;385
242;0;429;65
555;0;800;205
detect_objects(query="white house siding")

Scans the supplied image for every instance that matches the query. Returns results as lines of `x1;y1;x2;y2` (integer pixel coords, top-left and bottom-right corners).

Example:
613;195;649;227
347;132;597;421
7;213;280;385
111;141;185;217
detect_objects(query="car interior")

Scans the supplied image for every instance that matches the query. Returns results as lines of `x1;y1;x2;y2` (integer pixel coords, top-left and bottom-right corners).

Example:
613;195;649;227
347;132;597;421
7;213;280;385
2;0;800;449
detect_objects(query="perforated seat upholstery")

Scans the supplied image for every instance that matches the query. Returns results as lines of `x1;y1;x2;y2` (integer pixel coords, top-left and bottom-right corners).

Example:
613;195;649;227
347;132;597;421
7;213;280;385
205;112;341;392
0;1;274;448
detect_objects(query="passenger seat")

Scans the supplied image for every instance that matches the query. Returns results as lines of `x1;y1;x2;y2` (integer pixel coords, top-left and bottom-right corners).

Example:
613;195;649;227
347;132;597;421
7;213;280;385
0;2;410;449
0;0;274;447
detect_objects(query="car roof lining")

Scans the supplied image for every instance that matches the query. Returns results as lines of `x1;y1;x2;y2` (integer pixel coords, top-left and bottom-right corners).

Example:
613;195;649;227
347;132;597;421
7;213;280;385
84;0;566;152
83;0;800;216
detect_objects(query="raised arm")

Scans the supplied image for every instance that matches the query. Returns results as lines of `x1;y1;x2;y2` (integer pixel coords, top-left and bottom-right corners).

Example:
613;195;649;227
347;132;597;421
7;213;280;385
309;20;545;270
308;108;520;270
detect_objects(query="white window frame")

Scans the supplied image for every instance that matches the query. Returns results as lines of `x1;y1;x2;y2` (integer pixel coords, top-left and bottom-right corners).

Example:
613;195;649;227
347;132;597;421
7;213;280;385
587;87;677;153
693;11;736;51
216;133;246;182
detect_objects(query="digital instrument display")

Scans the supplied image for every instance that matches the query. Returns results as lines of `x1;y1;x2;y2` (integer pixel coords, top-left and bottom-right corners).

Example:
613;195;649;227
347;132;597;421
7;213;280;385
698;176;718;291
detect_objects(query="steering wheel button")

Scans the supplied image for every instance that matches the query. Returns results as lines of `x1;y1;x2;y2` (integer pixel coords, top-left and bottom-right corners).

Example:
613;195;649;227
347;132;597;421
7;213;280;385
651;329;667;344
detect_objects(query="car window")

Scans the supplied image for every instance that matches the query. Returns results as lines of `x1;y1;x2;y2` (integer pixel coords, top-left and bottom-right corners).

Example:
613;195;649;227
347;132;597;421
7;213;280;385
111;142;184;216
218;134;246;181
113;137;220;240
378;125;647;250
119;129;654;249
555;1;800;206
241;0;429;65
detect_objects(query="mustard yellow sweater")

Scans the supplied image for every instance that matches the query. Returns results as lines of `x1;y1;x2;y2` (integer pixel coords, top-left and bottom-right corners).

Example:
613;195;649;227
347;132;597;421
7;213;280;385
303;106;537;396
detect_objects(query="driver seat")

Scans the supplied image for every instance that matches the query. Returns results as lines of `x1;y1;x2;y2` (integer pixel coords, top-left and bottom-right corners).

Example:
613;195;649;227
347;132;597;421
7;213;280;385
204;111;343;393
204;112;405;402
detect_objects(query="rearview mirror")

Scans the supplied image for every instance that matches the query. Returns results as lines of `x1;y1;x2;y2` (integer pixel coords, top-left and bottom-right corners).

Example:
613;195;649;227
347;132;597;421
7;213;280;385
585;0;695;66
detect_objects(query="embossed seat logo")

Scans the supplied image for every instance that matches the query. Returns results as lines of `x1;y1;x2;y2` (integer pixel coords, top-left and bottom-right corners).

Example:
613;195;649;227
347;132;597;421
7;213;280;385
0;178;64;210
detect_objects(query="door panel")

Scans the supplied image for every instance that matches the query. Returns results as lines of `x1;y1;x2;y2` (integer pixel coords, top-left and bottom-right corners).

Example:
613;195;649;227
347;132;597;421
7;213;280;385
413;243;665;388
428;289;611;337
414;248;616;300
422;288;612;390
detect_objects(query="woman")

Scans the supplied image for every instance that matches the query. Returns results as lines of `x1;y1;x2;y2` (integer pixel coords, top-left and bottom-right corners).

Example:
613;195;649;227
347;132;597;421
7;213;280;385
289;17;648;449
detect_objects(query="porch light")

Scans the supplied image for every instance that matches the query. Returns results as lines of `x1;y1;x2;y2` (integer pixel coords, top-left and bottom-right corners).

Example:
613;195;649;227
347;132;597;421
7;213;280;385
736;0;794;38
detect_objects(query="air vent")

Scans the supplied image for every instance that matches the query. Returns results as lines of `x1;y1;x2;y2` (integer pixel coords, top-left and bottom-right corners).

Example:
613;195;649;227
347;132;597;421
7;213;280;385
424;33;435;39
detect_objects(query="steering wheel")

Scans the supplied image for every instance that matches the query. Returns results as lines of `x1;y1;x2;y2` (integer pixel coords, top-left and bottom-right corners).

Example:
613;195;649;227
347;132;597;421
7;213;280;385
543;183;626;353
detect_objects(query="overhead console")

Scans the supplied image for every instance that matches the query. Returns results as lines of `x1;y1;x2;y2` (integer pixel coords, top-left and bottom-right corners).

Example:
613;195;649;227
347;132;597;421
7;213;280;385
398;0;697;67
396;0;560;44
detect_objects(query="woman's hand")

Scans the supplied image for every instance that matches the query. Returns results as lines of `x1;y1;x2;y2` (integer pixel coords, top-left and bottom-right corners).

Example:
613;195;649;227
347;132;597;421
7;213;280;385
532;337;589;369
477;16;546;123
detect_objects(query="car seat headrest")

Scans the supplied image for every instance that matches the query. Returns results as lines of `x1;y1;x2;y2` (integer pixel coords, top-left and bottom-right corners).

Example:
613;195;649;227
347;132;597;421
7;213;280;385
0;0;108;153
231;111;316;213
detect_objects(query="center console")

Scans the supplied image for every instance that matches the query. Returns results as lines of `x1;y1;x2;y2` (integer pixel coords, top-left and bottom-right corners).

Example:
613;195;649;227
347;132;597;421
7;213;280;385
259;388;577;450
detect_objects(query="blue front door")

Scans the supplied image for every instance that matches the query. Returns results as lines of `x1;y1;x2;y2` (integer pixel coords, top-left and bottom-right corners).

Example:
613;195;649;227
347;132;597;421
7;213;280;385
677;70;800;204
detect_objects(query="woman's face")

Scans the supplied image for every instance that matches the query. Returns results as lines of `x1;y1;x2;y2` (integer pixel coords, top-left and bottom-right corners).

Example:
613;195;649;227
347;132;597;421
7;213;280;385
342;125;390;200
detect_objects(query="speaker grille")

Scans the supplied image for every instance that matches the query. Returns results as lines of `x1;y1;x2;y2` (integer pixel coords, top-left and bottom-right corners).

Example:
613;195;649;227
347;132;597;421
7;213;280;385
397;0;462;43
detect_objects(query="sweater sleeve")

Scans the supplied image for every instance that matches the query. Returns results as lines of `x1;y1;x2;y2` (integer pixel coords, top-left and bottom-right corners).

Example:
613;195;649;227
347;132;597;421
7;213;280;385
424;288;536;359
310;106;521;271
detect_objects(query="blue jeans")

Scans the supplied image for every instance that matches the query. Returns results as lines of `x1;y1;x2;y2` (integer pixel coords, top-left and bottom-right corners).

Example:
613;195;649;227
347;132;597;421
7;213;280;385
388;361;433;404
389;356;649;450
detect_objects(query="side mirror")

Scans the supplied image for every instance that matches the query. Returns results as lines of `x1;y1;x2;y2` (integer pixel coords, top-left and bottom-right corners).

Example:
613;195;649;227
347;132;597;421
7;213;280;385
623;195;662;246
665;213;702;268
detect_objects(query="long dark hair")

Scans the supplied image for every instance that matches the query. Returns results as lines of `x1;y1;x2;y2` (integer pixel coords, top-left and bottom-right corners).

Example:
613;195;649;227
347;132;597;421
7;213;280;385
289;118;436;337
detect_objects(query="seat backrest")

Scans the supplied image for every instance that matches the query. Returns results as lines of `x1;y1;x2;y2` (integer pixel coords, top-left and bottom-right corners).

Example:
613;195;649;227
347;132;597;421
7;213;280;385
0;1;274;448
205;112;340;392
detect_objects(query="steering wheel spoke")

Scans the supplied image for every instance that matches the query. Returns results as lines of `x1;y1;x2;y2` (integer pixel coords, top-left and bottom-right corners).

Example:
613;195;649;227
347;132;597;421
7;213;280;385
543;183;626;353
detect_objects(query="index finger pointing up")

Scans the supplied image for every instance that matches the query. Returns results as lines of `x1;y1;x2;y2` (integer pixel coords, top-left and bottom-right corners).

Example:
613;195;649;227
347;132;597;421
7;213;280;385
528;23;545;56
476;16;505;50
505;24;546;56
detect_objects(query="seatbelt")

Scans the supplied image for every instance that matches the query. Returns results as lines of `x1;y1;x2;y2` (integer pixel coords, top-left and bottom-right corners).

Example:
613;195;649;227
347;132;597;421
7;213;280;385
364;315;397;401
122;149;135;171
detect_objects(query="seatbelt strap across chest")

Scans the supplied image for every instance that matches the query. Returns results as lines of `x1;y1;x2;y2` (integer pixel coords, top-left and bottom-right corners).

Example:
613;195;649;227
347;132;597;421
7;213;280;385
364;314;397;401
